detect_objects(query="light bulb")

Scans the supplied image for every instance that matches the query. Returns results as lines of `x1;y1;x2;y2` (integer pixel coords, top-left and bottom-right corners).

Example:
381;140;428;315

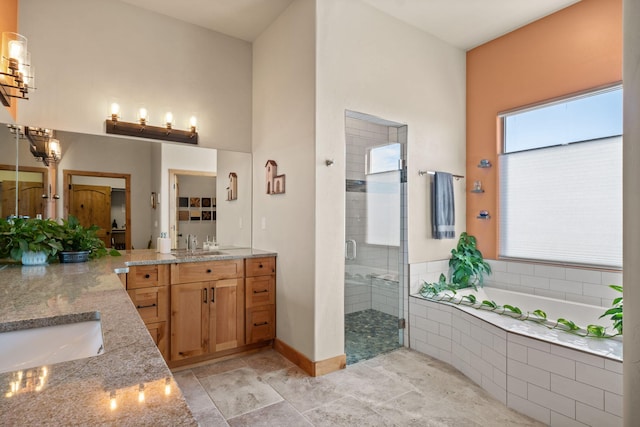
165;112;173;129
138;384;145;403
48;139;61;160
189;116;197;132
109;392;117;410
8;40;23;61
138;108;148;125
110;103;120;121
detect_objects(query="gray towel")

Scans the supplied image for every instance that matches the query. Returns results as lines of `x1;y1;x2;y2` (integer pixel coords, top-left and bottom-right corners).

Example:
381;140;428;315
432;172;455;239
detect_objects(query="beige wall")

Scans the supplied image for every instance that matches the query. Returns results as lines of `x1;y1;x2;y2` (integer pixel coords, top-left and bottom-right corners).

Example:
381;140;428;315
314;0;466;360
17;0;252;152
252;0;317;359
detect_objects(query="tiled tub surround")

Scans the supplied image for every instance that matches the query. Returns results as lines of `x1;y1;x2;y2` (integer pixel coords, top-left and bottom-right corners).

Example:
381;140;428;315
0;248;274;425
485;259;623;308
410;294;623;426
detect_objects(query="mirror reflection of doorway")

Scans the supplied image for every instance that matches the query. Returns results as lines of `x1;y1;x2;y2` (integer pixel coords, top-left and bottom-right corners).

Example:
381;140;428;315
64;170;131;249
0;165;47;219
169;170;216;250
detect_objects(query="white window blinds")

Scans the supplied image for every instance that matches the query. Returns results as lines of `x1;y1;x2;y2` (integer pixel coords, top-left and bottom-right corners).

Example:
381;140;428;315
499;137;622;267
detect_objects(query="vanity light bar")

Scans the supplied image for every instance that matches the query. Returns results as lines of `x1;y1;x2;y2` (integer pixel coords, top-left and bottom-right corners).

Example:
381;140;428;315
105;119;198;145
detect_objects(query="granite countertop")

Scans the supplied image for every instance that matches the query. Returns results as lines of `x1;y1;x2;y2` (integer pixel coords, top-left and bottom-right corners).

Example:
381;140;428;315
0;247;276;425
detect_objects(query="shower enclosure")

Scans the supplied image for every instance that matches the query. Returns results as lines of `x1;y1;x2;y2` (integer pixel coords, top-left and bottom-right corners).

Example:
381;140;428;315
344;111;408;365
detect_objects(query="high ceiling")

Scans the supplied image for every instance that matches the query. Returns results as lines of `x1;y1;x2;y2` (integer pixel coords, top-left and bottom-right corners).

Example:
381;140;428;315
116;0;580;50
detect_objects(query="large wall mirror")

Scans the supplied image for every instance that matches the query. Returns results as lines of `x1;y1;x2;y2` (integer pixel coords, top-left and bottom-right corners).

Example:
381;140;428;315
0;124;252;250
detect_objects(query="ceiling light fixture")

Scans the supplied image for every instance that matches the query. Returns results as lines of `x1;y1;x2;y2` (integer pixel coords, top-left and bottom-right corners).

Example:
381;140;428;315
0;32;35;107
105;106;198;145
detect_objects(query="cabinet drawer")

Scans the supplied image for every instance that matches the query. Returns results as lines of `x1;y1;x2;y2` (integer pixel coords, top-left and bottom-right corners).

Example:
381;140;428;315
246;257;275;277
127;286;168;323
128;264;169;289
246;276;275;308
172;259;244;284
246;305;275;344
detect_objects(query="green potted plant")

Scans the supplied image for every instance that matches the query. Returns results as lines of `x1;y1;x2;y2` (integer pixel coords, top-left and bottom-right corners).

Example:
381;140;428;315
0;217;64;264
449;232;491;290
56;215;119;262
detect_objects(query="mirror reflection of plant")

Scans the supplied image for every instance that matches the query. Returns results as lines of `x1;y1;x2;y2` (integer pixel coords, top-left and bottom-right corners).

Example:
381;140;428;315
0;217;64;261
419;281;620;338
56;215;120;258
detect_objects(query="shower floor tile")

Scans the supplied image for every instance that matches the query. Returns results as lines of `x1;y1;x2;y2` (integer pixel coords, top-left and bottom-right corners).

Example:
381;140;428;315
345;309;401;365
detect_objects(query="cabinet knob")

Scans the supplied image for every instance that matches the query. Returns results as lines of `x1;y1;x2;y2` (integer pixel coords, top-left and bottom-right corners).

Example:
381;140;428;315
259;264;263;268
206;269;212;273
144;274;150;279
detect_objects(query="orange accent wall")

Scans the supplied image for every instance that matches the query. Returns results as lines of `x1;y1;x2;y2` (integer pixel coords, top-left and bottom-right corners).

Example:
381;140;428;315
466;0;622;259
0;0;18;119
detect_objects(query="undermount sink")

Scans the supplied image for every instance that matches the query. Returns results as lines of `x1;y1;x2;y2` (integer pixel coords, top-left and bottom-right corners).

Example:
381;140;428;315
0;313;105;374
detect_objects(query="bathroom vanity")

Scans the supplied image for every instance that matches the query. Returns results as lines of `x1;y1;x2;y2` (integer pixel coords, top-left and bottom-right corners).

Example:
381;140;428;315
0;247;275;425
121;250;277;368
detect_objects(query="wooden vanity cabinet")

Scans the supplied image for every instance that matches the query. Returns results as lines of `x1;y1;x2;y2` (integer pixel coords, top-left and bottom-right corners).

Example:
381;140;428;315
126;264;170;360
245;257;276;344
170;259;245;361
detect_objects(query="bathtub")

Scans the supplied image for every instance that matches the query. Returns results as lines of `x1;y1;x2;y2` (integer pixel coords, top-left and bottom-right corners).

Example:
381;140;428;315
409;287;623;426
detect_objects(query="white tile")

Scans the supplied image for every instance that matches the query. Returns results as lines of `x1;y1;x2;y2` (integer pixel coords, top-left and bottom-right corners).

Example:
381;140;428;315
507;375;528;398
482;345;506;371
507;262;535;275
507;392;550;425
409;262;427;276
575;362;622;394
493;335;507;356
565;268;602;284
427;307;452;325
486;259;507;272
601;271;622;287
452;314;471;336
605;391;622;416
482;376;507;404
507;359;550;389
520;275;550;289
462;335;482;358
439;324;452;339
605;359;623;374
528;348;575;379
550;279;584;294
509;334;551;353
507;342;528;363
550;412;589;427
534;264;566;279
582;283;621;299
491;271;522;285
451;342;470;365
550;345;605;369
534;289;566;300
551;373;603;409
427;332;451;352
576;402;622;427
564;293;603;306
528;383;575;418
426;259;449;272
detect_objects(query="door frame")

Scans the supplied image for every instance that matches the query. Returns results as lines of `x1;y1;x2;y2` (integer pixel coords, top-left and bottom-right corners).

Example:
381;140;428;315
63;169;132;250
0;163;49;218
169;169;216;250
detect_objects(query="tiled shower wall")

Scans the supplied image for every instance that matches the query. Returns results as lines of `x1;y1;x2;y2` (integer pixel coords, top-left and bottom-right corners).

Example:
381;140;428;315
345;117;407;319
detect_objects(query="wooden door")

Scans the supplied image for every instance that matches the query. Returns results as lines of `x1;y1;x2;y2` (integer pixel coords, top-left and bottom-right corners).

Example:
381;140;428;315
69;184;111;246
2;181;44;218
171;282;209;360
211;278;244;352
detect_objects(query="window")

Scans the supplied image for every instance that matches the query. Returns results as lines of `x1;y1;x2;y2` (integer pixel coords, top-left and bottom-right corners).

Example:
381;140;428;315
367;143;401;175
499;86;622;268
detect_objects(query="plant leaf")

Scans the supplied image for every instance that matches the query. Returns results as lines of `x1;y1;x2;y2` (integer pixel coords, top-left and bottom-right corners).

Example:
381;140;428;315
503;304;522;314
481;300;497;309
586;325;606;337
532;309;547;319
557;318;579;331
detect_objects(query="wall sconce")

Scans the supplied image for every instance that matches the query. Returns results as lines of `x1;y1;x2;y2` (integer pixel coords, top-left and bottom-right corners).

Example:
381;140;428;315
25;127;62;166
0;32;35;107
105;106;198;145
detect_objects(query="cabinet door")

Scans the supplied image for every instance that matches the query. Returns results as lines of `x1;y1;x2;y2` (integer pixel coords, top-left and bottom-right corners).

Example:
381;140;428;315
146;321;168;361
171;282;209;360
210;278;245;352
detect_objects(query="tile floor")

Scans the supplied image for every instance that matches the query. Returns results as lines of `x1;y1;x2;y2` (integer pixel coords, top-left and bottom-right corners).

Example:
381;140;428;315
172;348;544;426
345;309;401;365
